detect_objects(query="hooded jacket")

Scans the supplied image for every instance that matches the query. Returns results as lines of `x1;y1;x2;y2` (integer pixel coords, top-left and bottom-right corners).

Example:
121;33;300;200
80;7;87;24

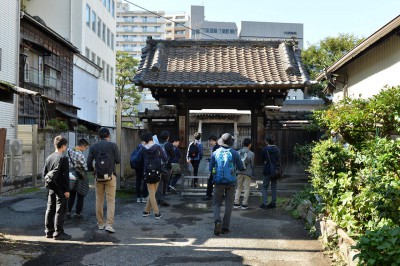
262;145;281;176
237;146;255;178
141;143;168;175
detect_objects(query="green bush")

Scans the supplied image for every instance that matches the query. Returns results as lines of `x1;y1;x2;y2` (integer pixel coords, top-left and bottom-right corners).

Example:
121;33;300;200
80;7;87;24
293;142;315;168
46;119;68;131
353;226;400;266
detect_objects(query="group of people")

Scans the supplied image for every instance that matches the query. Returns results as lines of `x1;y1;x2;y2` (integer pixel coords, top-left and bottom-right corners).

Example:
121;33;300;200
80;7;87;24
43;127;281;240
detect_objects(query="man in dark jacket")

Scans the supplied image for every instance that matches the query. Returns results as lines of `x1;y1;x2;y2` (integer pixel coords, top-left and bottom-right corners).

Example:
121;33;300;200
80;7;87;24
209;133;244;236
44;135;71;240
156;131;175;207
140;133;168;220
87;127;121;233
168;137;181;193
260;134;281;209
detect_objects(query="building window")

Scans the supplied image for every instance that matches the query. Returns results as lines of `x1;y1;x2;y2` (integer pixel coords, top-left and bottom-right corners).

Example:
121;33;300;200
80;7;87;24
143;17;147;22
143;26;147;32
284;31;297;35
97;56;101;66
97;17;102;38
92;11;97;33
102;0;106;7
229;29;236;34
107;0;110;12
44;66;61;90
292;96;297;100
111;33;114;50
102;23;106;42
102;60;105;80
222;29;229;34
107;28;111;47
86;4;91;27
106;64;110;82
91;52;96;63
85;47;90;58
110;67;114;85
111;0;115;17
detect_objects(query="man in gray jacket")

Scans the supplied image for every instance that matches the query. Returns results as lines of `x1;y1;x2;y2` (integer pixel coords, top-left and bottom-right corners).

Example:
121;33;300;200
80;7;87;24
87;128;121;233
234;138;255;209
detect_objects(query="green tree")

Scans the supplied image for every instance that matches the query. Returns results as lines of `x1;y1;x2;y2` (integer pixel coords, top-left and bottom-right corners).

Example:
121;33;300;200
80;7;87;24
116;51;141;120
301;33;364;103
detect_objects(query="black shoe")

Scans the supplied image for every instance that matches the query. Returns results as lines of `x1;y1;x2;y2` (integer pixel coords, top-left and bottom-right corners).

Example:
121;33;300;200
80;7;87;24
260;204;267;209
155;213;161;220
142;211;151;217
266;203;277;209
160;201;170;207
66;212;72;219
214;220;222;236
45;231;54;238
73;213;83;220
53;233;72;240
221;228;230;234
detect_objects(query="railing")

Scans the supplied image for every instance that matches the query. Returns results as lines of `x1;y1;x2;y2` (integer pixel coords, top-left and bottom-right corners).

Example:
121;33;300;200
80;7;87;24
25;69;60;90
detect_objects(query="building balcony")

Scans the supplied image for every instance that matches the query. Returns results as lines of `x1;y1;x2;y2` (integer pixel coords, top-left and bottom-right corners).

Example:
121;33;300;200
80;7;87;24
24;69;61;90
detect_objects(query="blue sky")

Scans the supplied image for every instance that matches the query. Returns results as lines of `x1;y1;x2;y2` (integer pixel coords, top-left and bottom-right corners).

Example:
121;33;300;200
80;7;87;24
124;0;400;47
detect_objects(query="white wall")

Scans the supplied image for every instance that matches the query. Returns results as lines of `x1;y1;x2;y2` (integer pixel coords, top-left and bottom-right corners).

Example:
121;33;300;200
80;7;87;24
73;65;98;123
333;35;400;102
0;0;19;140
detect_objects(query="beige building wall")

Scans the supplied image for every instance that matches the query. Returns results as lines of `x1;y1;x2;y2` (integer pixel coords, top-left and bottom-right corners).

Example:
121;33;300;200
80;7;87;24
165;12;190;40
333;35;400;102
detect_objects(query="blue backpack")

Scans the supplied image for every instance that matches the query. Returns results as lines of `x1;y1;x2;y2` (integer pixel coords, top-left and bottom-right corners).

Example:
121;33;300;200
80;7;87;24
213;148;236;184
130;145;143;169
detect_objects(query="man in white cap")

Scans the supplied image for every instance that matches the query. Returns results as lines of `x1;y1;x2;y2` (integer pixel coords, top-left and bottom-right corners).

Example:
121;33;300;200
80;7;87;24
209;133;244;236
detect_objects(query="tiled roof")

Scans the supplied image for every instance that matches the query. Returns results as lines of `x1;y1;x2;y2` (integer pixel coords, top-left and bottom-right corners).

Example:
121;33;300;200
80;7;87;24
134;38;311;89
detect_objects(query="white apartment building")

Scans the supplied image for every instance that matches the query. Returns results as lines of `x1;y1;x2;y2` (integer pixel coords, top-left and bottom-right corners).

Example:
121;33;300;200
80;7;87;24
0;0;19;140
116;1;165;60
24;0;116;127
190;6;237;40
165;12;190;40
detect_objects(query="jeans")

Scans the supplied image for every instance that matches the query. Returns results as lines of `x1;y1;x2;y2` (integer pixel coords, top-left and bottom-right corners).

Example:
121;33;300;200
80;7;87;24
135;168;148;199
206;173;214;197
156;169;171;202
191;160;200;185
234;174;252;205
145;182;160;214
261;175;277;205
95;174;116;227
45;189;67;236
169;173;181;187
213;184;235;229
67;190;84;214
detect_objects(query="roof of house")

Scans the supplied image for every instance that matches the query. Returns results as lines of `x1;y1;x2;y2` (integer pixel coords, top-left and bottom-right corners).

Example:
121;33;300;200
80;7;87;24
316;15;400;81
133;38;312;89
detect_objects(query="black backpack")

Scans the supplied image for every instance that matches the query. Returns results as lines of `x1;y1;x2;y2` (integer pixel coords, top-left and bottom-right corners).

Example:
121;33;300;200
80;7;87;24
144;146;162;183
188;142;199;159
95;143;112;181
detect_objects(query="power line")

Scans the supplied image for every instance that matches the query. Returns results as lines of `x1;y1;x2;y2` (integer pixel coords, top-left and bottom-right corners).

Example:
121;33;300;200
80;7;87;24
122;0;223;41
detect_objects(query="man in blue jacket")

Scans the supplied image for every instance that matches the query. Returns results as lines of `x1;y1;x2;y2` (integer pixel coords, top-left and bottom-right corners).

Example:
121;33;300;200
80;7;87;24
209;133;244;236
186;132;203;187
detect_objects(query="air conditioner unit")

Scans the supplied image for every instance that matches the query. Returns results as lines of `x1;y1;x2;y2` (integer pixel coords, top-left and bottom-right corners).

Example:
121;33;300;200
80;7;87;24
11;158;22;177
10;139;22;156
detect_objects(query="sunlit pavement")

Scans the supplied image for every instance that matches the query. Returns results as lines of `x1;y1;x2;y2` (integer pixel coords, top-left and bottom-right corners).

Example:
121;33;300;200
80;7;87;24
0;187;330;265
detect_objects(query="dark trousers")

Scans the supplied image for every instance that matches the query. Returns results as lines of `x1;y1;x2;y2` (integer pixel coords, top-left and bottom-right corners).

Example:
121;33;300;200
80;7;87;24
213;184;235;229
206;173;214;197
136;168;148;199
67;190;84;214
45;189;67;236
169;173;181;187
156;168;171;202
191;160;200;184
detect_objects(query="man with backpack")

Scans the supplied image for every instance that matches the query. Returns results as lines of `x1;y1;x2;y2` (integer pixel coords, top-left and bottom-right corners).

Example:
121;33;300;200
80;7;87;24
140;132;168;220
156;131;175;207
186;132;203;187
260;134;281;209
209;133;244;236
234;138;255;210
87;127;121;233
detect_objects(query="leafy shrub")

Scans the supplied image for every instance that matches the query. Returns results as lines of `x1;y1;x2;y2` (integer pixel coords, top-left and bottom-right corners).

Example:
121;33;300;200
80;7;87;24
353;226;400;266
293;142;315;168
46;119;68;131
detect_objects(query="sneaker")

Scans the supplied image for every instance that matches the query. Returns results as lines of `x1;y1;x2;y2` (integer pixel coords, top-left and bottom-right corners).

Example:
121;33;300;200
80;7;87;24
159;201;170;207
221;228;230;234
168;185;177;193
137;198;142;203
234;204;240;209
155;213;161;220
98;224;105;230
214;220;222;236
105;225;115;233
73;213;82;220
260;204;267;209
141;197;147;203
267;203;277;209
241;205;249;210
53;233;72;240
142;211;151;217
66;212;72;219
